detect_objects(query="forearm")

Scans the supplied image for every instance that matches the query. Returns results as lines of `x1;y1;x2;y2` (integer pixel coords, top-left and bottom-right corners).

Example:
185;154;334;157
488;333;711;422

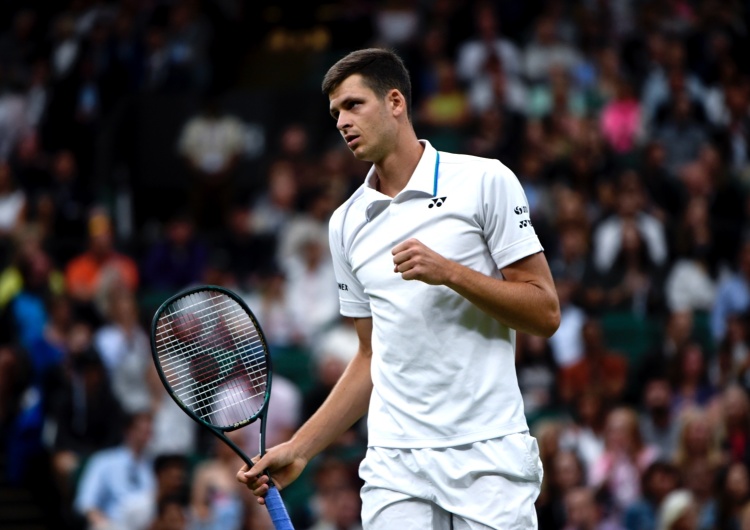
291;350;372;462
444;260;560;337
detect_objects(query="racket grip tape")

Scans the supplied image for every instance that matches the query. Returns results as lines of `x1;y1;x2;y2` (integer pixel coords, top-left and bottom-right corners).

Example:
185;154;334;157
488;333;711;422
265;484;295;530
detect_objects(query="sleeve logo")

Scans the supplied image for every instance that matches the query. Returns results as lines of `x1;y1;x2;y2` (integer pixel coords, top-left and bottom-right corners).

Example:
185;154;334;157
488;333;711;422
338;283;349;291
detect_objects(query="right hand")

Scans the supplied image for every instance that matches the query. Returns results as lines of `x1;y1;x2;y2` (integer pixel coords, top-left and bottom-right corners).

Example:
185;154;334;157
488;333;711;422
236;441;308;505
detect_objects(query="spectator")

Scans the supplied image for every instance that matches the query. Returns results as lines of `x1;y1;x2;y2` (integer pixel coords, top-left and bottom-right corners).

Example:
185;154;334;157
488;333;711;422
276;184;337;272
150;494;191;530
599;75;644;155
712;238;750;343
562;486;625;530
164;1;212;94
148;371;198;458
653;89;710;177
307;457;363;530
64;209;139;323
559;390;607;475
585;218;666;317
48;320;125;512
682;459;718;530
284;229;340;346
73;410;155;530
455;1;521;82
177;97;245;233
590;170;668;277
523;15;581;85
623;460;681;530
0;230;64;347
248;160;299;240
639;374;682;460
559;317;629;407
537;449;587;530
92;289;153;414
141;211;209;292
716;461;750;530
119;453;190;530
0;77;28;162
589;406;661;517
0;162;27;245
664;196;719;314
415;58;472;151
673;408;724;478
713;315;750;390
669;342;717;417
656;489;699;530
190;432;246;530
548;275;587;369
242;268;304;352
526;64;587;120
41;149;91;264
718;384;750;467
306;317;367;450
269;122;319;194
516;332;560;422
215;203;277;290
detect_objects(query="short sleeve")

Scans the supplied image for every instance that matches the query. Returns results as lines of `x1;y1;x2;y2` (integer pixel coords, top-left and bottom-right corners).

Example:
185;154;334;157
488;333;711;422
481;161;543;270
328;212;371;318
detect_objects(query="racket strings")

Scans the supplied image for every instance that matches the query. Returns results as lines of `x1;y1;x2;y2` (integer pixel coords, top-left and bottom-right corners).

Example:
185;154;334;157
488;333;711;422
154;291;269;428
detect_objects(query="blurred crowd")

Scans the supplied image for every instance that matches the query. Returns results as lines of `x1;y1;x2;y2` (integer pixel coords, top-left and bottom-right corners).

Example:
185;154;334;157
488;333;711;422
0;1;749;529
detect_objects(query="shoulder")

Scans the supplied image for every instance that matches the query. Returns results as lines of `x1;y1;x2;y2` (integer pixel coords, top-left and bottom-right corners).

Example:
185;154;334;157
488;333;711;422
438;151;507;174
437;151;519;191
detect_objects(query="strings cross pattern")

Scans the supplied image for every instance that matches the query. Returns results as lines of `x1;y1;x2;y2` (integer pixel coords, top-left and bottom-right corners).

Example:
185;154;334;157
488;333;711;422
152;289;269;429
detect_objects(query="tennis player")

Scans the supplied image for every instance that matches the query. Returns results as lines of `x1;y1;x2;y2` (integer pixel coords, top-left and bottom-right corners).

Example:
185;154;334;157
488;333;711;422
237;47;560;529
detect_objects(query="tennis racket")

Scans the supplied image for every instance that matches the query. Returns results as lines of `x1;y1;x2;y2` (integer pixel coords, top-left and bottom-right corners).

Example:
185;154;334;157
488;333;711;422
150;284;294;530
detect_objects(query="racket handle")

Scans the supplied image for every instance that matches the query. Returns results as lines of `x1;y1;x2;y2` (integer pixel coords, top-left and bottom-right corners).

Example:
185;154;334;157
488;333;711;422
265;484;295;530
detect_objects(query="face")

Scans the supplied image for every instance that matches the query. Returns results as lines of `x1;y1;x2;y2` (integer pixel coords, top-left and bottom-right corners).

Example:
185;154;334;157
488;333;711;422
329;74;399;163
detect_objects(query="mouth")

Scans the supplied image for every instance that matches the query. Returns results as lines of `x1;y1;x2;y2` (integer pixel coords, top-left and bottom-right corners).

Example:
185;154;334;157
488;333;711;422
344;134;360;148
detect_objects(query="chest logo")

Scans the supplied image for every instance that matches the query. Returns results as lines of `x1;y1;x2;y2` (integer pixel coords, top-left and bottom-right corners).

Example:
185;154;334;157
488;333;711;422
428;197;447;208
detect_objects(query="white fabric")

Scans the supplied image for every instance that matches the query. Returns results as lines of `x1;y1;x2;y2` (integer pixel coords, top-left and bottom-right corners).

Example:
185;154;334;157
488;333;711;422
456;39;523;82
548;303;586;368
359;433;543;529
592;213;668;273
285;256;341;345
664;259;717;312
329;141;542;448
178;115;245;175
93;325;153;414
148;393;198;456
0;190;25;231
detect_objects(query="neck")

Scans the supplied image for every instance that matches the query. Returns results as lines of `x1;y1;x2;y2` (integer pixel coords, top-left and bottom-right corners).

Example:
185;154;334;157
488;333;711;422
372;134;423;198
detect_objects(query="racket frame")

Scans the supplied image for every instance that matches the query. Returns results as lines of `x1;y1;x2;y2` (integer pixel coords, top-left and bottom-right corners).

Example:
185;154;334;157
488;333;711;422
149;284;275;465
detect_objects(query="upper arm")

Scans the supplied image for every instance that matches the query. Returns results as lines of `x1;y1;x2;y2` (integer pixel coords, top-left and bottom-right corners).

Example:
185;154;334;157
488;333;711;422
501;252;556;296
353;317;373;359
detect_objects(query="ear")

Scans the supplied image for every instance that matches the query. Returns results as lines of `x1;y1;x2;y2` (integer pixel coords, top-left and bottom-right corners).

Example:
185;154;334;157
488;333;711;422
388;89;406;118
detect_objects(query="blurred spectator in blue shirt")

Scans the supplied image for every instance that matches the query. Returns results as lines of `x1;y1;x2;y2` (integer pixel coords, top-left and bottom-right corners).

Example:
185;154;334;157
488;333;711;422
141;211;209;292
712;238;750;342
74;410;156;529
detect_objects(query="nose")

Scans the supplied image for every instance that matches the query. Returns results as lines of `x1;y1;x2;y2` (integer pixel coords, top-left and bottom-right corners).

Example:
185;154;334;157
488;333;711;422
337;112;350;132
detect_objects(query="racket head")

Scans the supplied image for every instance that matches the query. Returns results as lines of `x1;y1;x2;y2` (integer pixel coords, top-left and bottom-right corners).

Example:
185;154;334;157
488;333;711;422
150;284;273;432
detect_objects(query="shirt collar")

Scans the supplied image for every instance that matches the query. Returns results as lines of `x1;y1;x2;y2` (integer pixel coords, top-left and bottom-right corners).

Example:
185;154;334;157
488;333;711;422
362;140;438;221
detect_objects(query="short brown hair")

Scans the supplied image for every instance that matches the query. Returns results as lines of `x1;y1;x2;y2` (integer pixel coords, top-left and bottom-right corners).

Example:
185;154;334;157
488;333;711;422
321;47;413;121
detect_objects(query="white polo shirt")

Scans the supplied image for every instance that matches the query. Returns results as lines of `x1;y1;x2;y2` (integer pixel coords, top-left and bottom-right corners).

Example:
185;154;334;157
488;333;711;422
328;140;543;448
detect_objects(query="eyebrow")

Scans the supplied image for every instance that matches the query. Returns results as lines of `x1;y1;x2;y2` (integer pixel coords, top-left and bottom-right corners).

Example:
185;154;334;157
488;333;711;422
330;95;364;119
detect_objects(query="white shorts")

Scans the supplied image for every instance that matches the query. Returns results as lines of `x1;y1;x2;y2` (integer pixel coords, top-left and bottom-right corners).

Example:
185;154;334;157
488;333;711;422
359;432;543;530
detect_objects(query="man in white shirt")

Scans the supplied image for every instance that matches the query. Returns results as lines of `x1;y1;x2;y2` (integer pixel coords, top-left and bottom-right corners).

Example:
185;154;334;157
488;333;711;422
238;48;560;529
